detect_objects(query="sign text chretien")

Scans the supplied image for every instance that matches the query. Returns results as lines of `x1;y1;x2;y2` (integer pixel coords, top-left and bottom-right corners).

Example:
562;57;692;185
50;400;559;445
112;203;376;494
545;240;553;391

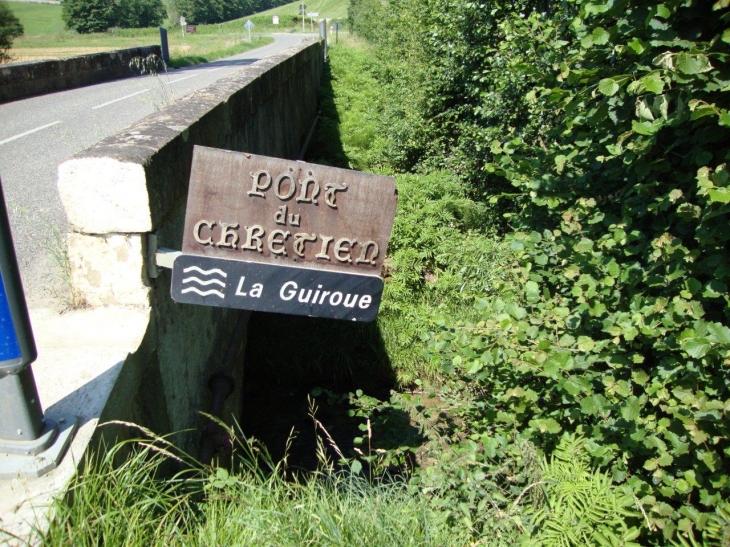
182;147;397;276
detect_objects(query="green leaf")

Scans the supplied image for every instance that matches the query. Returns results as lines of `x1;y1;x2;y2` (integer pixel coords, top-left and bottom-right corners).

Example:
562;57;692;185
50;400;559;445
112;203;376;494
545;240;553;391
675;53;712;75
585;2;612;15
698;450;721;472
655;4;671;18
350;460;363;475
592;27;610;45
577;336;595;352
544;351;572;377
654;95;669;120
707;322;730;345
621;397;641;421
581;394;608;415
636;99;654;121
562;376;592;396
641;74;664;94
723;28;730;44
585;2;611;14
683;338;711;358
574;238;594;252
690;104;718;121
466;360;483;374
529;417;562;434
506;301;527;318
632;120;660;135
708;188;730;203
524;281;541;304
627;37;646;54
598;78;620;96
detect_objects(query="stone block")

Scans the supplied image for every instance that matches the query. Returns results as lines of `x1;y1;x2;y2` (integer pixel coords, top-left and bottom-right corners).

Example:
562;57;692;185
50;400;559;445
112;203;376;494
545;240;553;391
59;158;151;234
67;232;149;307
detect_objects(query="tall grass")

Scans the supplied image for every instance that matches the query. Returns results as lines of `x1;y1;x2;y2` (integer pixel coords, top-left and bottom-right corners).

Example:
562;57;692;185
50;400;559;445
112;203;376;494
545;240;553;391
36;422;467;547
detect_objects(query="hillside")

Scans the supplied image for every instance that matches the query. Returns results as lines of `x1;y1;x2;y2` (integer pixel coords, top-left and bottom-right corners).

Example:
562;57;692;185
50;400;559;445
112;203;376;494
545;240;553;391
253;0;348;21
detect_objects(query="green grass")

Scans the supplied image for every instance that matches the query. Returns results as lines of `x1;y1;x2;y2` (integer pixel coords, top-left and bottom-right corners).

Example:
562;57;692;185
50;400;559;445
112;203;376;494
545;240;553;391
214;0;349;36
36;425;467;547
5;2;274;66
256;0;349;20
6;1;63;35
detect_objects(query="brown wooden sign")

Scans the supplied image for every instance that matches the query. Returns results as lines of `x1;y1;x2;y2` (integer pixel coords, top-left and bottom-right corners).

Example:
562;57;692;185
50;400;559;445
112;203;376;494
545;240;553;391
182;146;398;276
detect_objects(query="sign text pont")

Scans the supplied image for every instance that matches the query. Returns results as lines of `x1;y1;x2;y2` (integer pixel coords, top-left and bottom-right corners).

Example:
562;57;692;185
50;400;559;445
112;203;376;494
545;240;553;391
172;147;397;321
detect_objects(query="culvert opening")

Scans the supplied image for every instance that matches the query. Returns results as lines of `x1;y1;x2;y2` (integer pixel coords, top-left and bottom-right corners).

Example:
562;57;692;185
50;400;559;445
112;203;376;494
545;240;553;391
237;311;423;474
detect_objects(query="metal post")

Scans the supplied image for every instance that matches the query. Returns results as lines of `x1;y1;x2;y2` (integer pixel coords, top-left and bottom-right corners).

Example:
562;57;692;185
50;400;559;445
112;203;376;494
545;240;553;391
0;179;77;479
159;27;170;65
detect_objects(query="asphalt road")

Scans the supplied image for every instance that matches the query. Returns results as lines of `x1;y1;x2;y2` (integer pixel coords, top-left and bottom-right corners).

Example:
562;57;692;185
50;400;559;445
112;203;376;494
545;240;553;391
0;33;306;309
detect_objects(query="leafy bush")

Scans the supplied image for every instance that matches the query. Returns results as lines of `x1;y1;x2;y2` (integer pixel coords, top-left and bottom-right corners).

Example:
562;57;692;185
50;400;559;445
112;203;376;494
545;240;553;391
0;0;23;63
343;0;730;544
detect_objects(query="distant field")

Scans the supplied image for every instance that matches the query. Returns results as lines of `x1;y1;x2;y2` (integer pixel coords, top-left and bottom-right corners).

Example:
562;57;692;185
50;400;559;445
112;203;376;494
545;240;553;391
4;2;274;66
2;0;345;65
6;0;64;35
215;0;348;35
256;0;348;20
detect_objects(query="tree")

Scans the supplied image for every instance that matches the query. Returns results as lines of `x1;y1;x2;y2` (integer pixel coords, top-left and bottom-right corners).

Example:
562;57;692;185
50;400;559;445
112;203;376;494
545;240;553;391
63;0;165;33
62;0;113;33
0;0;23;64
112;0;165;28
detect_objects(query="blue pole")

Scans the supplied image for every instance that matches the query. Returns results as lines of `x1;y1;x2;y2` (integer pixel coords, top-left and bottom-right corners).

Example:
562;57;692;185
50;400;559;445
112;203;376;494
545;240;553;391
0;178;45;442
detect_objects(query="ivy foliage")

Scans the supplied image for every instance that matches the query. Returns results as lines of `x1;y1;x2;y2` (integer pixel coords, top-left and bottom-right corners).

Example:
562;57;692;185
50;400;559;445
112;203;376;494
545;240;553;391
347;0;730;544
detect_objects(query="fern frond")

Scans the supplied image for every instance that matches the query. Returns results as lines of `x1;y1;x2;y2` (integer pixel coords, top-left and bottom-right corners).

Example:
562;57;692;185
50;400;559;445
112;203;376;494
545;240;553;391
526;435;643;547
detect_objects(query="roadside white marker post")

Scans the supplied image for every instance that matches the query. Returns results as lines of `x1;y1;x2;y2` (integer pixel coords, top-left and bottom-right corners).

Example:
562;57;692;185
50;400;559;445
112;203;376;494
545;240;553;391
307;12;319;33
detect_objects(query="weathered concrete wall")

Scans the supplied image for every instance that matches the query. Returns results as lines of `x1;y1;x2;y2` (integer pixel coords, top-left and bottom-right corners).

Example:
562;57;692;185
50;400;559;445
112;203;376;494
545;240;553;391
0;45;161;104
57;40;323;452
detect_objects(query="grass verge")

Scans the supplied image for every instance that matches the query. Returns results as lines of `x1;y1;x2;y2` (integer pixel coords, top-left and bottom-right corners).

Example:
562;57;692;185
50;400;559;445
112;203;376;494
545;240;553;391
37;423;467;547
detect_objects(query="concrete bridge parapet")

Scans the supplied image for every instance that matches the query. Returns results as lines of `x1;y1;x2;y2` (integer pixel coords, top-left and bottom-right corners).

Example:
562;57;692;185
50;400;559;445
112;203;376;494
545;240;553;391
56;38;323;451
0;45;163;104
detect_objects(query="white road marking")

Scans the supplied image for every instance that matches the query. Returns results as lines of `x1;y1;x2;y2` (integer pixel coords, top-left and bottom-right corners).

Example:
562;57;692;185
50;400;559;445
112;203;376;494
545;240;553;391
92;89;149;110
167;73;200;84
168;66;225;84
0;121;61;146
